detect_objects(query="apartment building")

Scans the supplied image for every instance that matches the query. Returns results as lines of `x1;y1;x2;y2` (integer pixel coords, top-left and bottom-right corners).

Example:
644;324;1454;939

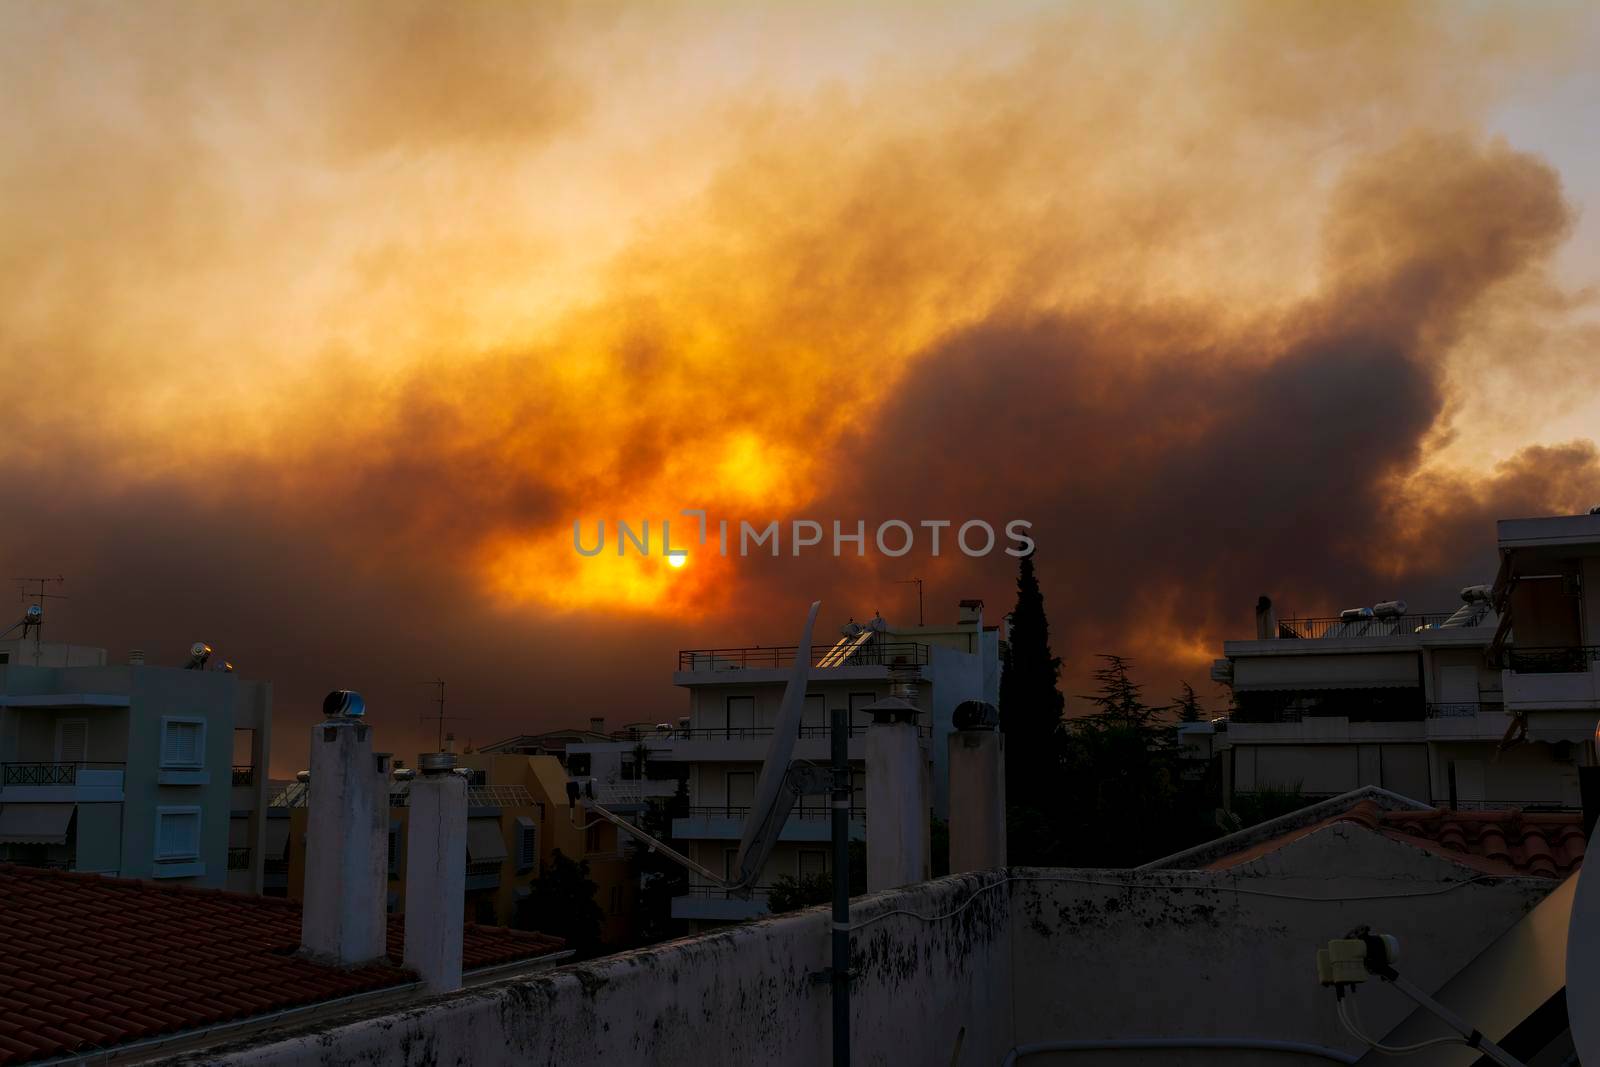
667;601;997;924
1210;509;1600;811
0;640;272;892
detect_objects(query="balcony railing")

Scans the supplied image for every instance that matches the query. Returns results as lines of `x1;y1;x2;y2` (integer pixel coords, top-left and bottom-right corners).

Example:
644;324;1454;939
674;722;931;741
1274;613;1456;640
2;761;124;786
263;856;288;875
684;883;778;898
686;805;866;822
231;765;255;787
1500;646;1600;674
678;642;930;671
227;847;251;871
1425;702;1506;718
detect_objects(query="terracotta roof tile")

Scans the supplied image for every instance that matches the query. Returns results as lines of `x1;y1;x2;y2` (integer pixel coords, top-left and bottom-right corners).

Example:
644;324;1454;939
0;864;564;1065
1342;802;1586;878
1208;799;1586;878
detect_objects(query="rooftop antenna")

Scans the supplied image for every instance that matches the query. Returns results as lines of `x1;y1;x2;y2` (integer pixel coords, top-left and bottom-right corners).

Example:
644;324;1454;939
12;575;66;663
419;679;461;751
895;577;925;626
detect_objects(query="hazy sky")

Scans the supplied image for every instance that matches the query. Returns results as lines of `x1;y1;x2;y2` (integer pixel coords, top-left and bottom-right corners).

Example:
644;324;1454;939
3;1;1598;772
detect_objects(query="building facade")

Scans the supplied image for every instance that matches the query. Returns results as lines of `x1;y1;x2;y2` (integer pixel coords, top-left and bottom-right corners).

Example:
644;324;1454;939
0;641;272;892
1210;509;1600;812
667;601;997;924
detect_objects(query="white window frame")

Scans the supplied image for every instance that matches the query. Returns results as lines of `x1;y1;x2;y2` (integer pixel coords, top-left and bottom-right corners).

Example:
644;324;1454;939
160;716;207;769
55;719;89;764
155;805;203;862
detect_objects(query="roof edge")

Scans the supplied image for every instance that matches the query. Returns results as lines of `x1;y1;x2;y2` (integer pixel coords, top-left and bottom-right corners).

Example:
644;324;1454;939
1137;785;1434;871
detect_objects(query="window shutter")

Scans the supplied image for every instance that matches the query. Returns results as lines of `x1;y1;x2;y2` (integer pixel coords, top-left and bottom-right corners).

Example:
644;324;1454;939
516;817;538;871
163;721;202;766
157;810;200;859
58;721;88;763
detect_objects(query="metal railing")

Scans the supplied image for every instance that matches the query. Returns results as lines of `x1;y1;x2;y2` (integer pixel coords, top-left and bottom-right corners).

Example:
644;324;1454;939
1;761;124;786
1275;613;1455;639
227;847;251;871
1425;702;1505;718
1501;645;1600;674
684;883;778;898
678;642;931;671
674;722;931;741
231;765;255;786
685;805;866;822
1449;799;1579;812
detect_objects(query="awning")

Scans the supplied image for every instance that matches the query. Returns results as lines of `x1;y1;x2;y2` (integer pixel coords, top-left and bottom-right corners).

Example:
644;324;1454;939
466;818;507;863
0;803;76;845
1231;652;1419;692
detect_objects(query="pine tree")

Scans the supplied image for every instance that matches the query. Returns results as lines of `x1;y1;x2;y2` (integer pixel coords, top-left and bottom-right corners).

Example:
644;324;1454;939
997;552;1065;828
1172;681;1203;723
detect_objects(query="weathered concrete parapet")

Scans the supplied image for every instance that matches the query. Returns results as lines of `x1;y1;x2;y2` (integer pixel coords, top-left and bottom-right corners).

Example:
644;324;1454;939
404;753;468;994
301;691;389;966
864;697;929;892
948;728;1005;873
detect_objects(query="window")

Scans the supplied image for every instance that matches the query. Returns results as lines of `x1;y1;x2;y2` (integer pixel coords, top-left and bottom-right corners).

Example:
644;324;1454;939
56;720;88;764
726;696;755;736
585;824;601;854
849;692;877;732
800;694;826;737
515;816;538;872
155;807;201;861
609;885;622;915
388;820;402;878
161;718;206;768
799;850;828;879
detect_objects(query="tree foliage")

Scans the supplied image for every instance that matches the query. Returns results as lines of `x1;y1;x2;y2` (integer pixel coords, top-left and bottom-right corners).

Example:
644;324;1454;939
512;847;605;957
998;552;1065;825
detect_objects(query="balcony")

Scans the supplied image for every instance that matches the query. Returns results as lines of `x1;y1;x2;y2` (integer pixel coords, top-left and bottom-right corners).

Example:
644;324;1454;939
669;883;775;922
1501;646;1600;716
674;805;866;842
677;642;930;672
227;847;252;871
0;762;125;802
1424;703;1512;741
466;859;504;891
231;765;256;787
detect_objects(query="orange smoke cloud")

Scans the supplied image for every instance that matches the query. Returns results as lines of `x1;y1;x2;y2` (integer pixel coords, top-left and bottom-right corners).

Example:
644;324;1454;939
2;1;1599;758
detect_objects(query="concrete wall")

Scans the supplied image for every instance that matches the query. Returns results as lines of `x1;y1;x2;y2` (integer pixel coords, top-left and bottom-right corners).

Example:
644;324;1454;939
1010;830;1550;1064
202;818;1556;1067
202;871;1016;1067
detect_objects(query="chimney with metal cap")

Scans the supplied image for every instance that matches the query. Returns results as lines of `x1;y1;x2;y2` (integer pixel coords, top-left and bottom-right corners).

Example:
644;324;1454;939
948;700;1006;873
300;690;389;966
404;750;468;994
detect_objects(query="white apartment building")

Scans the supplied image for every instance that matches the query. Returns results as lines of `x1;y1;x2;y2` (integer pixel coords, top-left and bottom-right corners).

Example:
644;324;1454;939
0;639;272;891
666;601;998;924
1211;509;1600;812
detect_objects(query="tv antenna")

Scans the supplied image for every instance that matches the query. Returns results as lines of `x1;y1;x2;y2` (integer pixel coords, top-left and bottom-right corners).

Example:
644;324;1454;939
419;679;462;751
895;577;924;626
10;576;66;655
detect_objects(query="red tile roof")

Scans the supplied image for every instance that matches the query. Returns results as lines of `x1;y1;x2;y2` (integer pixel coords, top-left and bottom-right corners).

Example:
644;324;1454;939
0;865;564;1065
1209;800;1586;878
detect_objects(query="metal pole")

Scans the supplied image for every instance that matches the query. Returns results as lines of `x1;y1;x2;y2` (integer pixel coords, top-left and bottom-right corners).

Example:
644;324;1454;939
831;706;851;1067
1380;971;1523;1067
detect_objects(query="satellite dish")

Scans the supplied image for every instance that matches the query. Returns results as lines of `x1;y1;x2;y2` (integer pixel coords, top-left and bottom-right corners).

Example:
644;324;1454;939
729;600;820;891
186;642;213;669
25;605;42;622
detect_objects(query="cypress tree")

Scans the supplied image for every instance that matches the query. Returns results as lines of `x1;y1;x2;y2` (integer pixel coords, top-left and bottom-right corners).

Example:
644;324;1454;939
998;553;1065;818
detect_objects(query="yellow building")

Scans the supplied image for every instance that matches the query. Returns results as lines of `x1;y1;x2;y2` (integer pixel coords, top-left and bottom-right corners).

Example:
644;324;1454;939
273;751;637;943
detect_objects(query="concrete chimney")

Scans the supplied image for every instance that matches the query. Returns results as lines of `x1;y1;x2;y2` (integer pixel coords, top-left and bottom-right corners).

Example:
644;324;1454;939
863;696;929;892
590;716;606;735
404;752;468;994
947;703;1006;873
1254;595;1277;640
301;690;389;967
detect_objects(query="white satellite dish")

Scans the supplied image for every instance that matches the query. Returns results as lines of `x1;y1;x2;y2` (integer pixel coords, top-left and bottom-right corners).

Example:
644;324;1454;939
729;600;820;890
